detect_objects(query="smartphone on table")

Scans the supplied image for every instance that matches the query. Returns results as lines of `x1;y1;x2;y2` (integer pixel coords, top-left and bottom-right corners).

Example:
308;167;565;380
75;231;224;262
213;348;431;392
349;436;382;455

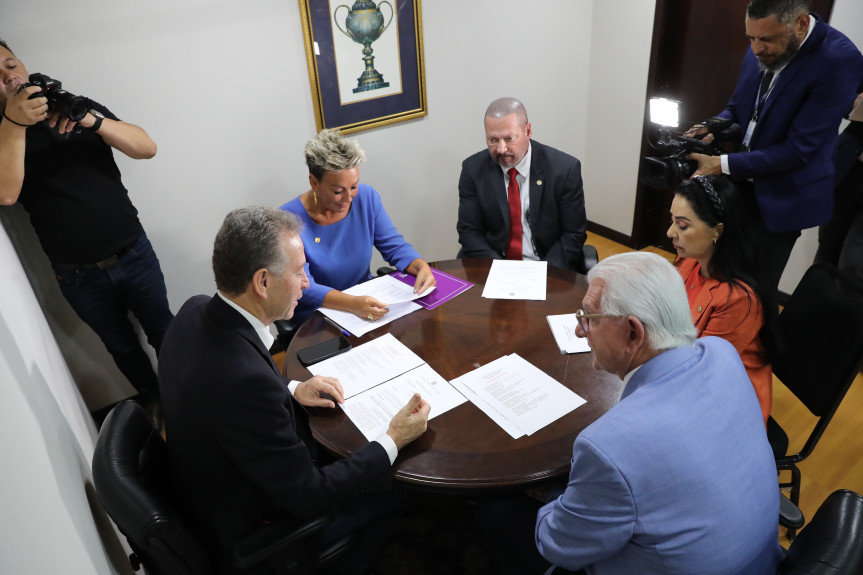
296;335;352;366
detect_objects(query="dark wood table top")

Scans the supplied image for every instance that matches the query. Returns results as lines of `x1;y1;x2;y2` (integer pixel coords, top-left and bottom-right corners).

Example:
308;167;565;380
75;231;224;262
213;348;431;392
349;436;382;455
283;258;624;491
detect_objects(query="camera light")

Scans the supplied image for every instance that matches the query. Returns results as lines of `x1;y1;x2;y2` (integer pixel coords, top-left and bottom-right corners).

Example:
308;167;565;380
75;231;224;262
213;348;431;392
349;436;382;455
649;97;679;128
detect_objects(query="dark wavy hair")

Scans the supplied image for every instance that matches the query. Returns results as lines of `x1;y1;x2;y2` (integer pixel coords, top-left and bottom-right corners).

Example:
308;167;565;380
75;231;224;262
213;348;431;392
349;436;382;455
674;175;776;357
747;0;810;24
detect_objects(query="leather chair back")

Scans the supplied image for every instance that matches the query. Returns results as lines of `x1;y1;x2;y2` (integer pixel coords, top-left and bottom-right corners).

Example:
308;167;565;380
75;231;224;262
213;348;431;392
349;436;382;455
780;490;863;574
92;400;211;575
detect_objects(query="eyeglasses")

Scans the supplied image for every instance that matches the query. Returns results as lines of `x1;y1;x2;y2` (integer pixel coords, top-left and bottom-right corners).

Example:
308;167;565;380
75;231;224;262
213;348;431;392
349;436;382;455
575;309;623;333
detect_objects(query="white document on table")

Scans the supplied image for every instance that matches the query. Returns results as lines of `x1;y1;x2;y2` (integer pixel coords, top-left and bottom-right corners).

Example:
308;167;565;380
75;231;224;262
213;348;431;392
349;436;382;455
481;259;547;300
307;333;424;399
450;354;586;439
449;360;527;439
546;313;592;354
319;275;433;337
341;363;468;441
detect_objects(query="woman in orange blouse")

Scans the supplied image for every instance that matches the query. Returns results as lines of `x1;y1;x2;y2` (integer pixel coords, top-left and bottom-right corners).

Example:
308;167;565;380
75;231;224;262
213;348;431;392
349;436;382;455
667;175;776;423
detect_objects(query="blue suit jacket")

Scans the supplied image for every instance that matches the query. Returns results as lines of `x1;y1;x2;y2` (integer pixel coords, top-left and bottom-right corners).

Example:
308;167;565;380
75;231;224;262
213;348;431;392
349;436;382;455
718;15;863;233
457;140;587;270
535;338;782;575
159;295;391;572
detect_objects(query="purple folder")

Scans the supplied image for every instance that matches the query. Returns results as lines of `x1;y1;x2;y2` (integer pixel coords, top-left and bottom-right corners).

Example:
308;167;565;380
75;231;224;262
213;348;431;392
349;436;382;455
391;268;474;310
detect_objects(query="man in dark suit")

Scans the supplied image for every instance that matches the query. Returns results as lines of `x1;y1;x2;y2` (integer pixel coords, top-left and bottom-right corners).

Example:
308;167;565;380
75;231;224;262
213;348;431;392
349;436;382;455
159;206;430;575
457;97;587;271
689;0;863;294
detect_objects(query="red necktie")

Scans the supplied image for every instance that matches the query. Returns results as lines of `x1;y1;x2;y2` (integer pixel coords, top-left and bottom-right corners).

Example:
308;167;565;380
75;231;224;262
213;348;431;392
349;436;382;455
505;167;522;260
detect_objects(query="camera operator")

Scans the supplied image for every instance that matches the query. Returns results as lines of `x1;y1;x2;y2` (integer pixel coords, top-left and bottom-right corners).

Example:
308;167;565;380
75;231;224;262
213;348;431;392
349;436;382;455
0;39;173;429
685;0;863;298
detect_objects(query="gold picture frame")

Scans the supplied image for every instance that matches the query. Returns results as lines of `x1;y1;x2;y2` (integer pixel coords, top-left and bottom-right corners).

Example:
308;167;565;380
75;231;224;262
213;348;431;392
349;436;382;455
298;0;428;134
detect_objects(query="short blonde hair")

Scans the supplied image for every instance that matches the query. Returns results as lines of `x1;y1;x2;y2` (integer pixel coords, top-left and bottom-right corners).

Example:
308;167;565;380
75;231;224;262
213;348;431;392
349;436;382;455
304;128;366;180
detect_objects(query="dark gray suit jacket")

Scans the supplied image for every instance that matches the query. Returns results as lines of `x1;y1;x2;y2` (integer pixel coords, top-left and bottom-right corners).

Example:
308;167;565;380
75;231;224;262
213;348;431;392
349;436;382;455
159;295;391;573
457;140;587;271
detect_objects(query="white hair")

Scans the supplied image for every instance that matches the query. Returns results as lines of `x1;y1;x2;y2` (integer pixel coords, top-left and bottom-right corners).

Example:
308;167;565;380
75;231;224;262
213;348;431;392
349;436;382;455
587;252;696;351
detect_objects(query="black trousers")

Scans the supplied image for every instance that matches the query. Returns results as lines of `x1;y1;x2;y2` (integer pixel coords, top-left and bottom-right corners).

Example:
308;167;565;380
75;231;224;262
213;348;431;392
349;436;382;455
738;181;800;299
474;491;586;575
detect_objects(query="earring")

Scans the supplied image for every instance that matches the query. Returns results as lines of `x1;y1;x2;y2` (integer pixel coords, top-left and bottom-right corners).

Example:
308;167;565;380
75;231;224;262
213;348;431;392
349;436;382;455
713;238;717;244
313;192;318;206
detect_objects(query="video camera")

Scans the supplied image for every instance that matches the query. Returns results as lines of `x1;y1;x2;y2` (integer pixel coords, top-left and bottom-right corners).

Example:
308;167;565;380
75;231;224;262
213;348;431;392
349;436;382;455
18;73;90;123
639;98;741;189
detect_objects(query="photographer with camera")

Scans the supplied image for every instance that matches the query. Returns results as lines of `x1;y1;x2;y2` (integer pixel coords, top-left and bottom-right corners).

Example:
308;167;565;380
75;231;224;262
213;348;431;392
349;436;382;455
685;0;863;297
0;39;173;429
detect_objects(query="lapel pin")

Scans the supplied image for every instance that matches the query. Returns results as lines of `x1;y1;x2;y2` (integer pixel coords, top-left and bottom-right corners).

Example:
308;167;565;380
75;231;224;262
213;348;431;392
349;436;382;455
536;180;542;186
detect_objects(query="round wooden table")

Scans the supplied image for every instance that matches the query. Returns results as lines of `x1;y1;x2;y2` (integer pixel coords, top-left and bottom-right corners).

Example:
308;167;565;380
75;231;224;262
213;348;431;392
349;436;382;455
283;259;624;491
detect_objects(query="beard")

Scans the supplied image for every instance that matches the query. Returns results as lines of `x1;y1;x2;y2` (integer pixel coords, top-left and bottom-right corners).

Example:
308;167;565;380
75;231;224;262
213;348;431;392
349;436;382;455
758;33;801;73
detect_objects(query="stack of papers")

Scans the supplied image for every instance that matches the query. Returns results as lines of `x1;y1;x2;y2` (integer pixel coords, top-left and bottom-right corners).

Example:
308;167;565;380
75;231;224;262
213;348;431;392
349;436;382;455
308;334;467;441
319;275;434;337
546;313;592;354
481;260;547;300
449;354;586;439
308;336;587;443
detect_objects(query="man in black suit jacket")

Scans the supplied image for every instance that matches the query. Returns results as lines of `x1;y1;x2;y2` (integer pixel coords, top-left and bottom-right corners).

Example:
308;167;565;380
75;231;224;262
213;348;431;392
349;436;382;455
159;206;430;575
457;97;587;271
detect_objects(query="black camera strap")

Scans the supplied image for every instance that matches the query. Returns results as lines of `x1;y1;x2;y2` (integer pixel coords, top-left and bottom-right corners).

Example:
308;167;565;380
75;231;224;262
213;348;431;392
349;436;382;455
2;114;36;128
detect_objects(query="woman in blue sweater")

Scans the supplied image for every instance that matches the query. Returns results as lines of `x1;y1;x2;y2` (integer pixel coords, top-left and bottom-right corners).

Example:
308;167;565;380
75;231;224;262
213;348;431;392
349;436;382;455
281;129;435;324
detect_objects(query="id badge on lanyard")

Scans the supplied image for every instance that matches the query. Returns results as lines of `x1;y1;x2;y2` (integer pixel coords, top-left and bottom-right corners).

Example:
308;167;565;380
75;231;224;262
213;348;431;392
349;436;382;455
742;119;757;148
744;72;775;150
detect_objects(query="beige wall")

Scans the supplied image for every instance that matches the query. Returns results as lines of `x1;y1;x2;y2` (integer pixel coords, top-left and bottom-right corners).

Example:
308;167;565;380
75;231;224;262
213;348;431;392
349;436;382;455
0;223;132;574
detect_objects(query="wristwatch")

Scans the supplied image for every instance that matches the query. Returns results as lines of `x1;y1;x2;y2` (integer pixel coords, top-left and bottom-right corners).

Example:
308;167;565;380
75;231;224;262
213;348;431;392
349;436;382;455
88;109;105;132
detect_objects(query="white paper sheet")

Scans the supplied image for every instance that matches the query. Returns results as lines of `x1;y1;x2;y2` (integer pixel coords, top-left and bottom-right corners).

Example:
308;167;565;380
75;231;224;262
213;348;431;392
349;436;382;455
341;364;468;441
449;358;528;439
307;333;424;399
481;259;547;300
451;354;586;438
546;313;592;354
319;275;432;337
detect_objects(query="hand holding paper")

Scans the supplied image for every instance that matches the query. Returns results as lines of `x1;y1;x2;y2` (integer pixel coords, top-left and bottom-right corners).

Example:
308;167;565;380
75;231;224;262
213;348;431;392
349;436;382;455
413;263;437;294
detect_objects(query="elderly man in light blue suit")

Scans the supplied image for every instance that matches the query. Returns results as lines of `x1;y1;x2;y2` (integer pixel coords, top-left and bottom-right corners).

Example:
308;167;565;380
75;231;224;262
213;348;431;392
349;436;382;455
534;252;782;574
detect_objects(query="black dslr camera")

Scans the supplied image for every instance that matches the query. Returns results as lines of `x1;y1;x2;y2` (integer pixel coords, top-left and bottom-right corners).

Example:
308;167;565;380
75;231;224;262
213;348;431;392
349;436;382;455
18;73;90;123
640;117;740;189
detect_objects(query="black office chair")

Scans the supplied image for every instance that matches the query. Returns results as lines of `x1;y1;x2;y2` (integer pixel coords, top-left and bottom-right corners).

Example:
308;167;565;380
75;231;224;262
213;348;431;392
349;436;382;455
580;244;599;274
768;263;863;535
92;400;353;575
779;489;863;574
272;319;297;354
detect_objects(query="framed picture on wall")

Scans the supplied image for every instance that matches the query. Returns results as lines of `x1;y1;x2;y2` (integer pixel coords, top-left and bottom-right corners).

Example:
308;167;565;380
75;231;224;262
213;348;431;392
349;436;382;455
298;0;427;134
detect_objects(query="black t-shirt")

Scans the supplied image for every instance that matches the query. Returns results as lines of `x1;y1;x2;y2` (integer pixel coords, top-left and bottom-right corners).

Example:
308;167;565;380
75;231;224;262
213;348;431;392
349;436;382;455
13;101;145;264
